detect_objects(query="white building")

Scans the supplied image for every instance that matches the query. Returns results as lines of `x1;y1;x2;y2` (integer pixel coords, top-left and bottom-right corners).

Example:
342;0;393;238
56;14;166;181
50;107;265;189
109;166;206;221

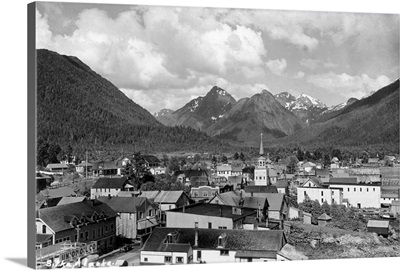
297;178;343;206
140;227;291;265
254;134;271;186
216;164;232;179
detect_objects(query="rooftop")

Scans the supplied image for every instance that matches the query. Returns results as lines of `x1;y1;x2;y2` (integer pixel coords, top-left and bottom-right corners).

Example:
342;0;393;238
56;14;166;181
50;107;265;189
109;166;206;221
168;203;256;221
92;177;131;189
142;227;286;252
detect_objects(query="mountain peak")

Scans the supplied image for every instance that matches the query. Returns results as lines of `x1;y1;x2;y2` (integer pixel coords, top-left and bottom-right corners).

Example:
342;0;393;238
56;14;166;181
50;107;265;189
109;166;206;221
210;86;227;96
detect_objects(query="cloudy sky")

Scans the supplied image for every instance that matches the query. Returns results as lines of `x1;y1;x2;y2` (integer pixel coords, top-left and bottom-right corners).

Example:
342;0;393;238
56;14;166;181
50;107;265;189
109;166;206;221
36;2;399;114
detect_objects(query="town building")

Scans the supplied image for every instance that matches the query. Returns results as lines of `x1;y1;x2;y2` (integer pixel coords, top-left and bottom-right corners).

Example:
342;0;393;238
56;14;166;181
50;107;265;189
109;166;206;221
191;186;219;202
91;161;119;177
140;227;290;265
216;164;232;179
37;186;77;207
367;220;390;237
90;177;134;199
46;163;70;173
254;134;271;186
166;203;256;230
97;196;159;241
297;178;343;206
36;200;117;255
75;161;92;174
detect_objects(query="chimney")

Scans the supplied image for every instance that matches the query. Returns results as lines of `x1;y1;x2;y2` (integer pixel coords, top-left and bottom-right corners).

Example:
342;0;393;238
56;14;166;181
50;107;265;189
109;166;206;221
194;223;199;247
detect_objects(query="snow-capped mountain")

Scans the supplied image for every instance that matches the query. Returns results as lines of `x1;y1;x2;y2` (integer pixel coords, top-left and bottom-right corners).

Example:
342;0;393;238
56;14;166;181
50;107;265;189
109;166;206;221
154;108;174;118
274;92;327;125
322;97;358;115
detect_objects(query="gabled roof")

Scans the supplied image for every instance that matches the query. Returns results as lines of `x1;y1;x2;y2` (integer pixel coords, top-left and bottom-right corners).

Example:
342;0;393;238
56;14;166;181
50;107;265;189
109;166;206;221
265;193;285;212
37;186;76;200
138;191;161;200
142;227;286;252
92;177;131;189
243;196;268;209
36;234;53;244
317;213;332;220
244;185;278;194
217;164;232;171
302;162;316;167
154;190;186;204
76;161;92;167
57;196;86;206
269;168;279;177
302;178;323;188
212;191;241;206
37;200;117;233
243;216;258;224
242;167;254;174
231;164;243;172
46;163;69;170
91;161;118;170
97;196;156;213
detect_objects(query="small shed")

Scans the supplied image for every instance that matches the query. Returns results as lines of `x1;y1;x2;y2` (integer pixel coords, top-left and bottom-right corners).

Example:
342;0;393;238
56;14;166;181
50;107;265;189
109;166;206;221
317;213;332;227
391;201;400;214
303;212;312;225
367;220;390;237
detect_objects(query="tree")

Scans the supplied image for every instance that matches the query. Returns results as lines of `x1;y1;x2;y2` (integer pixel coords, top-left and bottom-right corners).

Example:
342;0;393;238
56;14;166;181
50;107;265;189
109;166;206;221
360;151;370;164
161;154;169;167
37;139;50;166
323;154;331;168
239;152;245;162
286;156;299;174
48;143;62;164
168;156;181;172
233;152;239;160
193;154;201;163
331;149;342;161
296;149;304;161
221;155;228;164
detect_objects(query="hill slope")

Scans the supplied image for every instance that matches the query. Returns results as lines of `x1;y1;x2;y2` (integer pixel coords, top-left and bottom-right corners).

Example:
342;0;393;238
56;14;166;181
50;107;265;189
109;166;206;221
36;49;228;155
274;80;400;149
206;90;304;143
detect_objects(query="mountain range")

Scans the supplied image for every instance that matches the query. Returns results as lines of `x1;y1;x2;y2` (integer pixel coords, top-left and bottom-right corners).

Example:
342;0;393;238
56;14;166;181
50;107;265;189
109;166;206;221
37;49;399;154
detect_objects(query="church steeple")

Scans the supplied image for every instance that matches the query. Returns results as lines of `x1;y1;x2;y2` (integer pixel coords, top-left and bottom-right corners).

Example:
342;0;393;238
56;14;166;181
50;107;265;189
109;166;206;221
259;133;264;156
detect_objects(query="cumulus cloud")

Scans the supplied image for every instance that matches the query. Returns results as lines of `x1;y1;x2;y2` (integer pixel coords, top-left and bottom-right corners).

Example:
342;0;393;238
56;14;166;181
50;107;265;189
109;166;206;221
307;72;391;99
293;71;305;79
266;59;287;76
36;6;267;91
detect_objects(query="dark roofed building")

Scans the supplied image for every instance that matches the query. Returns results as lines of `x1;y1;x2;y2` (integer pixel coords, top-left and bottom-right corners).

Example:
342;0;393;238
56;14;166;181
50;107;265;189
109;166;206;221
140;227;288;264
36;186;77;207
189;176;209;188
367;220;390;237
46;163;70;172
97;196;159;239
329;177;358;185
92;161;119;176
244;185;278;194
142;155;161;168
91;177;134;199
36;200;117;254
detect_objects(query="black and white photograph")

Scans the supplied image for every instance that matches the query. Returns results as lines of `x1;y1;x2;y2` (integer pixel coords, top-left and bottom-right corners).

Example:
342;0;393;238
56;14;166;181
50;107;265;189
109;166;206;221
21;0;400;269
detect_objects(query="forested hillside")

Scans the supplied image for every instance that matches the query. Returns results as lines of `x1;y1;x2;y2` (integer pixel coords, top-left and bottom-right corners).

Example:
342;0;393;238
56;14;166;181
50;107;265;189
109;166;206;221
36;49;229;162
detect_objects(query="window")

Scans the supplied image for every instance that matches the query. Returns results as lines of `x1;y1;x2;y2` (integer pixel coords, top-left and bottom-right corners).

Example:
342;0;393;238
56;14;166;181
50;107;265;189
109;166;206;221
354;188;356;192
197;251;202;260
331;191;334;195
203;191;208;197
193;191;199;197
111;224;114;232
367;188;369;192
321;191;324;196
98;228;101;237
194;222;199;228
218;226;227;229
139;212;143;219
373;188;375;191
348;188;350;192
208;222;212;229
80;232;84;240
85;231;89;240
304;191;307;196
321;198;324;203
220;250;229;256
105;225;108;234
74;235;78;242
42;225;46;234
149;209;153;217
360;188;362;192
165;256;172;263
176;257;184;263
92;229;96;239
144;258;148;262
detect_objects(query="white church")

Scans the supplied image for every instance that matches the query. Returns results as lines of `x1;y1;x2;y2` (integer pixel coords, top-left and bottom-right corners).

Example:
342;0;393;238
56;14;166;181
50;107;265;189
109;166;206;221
254;134;273;186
